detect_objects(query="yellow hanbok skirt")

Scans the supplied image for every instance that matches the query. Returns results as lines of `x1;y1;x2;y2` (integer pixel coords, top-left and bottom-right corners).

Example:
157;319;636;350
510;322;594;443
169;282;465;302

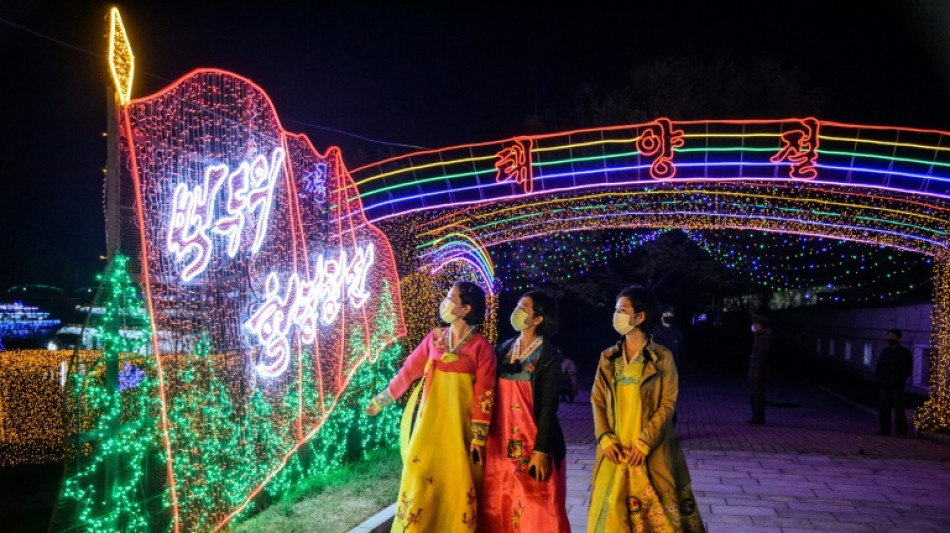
393;363;482;532
589;358;703;532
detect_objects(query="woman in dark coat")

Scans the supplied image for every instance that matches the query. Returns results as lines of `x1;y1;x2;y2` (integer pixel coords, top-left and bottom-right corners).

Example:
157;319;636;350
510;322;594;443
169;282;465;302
479;290;570;532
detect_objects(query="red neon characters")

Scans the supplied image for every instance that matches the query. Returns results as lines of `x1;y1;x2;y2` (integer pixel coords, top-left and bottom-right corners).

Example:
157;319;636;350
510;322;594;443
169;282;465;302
495;137;534;194
637;118;685;180
771;117;820;179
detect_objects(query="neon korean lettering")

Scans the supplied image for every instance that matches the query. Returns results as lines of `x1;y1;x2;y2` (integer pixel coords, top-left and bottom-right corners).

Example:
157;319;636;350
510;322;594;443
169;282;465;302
245;243;375;378
637;118;685;180
303;162;328;199
495;137;534;194
213;149;285;256
771;117;820;179
167;164;227;282
167;148;285;282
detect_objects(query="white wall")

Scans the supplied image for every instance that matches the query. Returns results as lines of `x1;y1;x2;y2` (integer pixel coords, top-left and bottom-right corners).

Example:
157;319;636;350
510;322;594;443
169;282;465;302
779;302;933;394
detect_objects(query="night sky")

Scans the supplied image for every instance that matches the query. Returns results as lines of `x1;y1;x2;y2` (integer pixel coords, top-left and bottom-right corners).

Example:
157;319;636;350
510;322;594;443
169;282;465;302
3;1;950;289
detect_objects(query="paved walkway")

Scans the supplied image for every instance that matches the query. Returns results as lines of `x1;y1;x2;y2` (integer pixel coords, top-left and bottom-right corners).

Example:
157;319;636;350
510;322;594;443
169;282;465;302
559;370;950;532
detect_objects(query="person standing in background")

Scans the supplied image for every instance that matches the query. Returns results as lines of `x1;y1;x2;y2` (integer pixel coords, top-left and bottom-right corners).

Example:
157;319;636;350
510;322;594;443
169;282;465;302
560;356;579;403
652;305;685;371
747;313;772;425
652;305;685;426
875;328;913;437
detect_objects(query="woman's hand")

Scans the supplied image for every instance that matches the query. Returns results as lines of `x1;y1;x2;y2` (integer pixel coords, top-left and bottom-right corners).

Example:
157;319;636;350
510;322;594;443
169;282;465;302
626;446;647;467
470;441;485;465
604;443;624;464
527;452;551;481
364;399;381;417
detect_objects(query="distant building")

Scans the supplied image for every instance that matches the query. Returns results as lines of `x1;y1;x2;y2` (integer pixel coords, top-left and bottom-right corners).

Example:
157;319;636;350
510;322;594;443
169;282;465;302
0;302;61;348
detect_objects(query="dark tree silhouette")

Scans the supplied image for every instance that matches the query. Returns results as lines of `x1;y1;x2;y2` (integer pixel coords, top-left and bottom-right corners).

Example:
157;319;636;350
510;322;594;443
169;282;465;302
514;55;828;313
526;54;826;133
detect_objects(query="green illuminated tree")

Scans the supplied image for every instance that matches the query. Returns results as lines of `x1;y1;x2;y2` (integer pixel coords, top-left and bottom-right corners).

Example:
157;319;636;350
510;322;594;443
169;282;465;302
55;255;165;532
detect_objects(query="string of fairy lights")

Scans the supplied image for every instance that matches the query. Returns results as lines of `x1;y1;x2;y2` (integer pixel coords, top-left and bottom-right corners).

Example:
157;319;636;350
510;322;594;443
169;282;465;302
466;226;932;305
55;255;162;532
916;252;950;431
104;66;411;532
0;350;97;465
359;120;950;436
47;256;408;532
684;230;934;303
491;230;664;291
391;178;950;259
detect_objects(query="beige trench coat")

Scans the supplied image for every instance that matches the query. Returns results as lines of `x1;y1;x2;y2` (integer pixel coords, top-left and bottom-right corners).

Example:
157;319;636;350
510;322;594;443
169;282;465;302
590;338;692;494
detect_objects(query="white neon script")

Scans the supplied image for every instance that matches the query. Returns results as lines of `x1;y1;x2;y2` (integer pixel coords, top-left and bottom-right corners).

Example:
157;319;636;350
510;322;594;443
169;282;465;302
246;243;375;378
167;148;285;282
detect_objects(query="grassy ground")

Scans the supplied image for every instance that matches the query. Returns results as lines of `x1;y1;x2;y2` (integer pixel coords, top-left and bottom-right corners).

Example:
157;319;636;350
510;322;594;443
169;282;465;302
231;446;402;533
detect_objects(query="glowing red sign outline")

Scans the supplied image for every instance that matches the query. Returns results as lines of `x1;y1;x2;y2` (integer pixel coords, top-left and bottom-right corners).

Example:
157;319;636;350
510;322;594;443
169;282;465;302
495;137;534;194
121;69;406;532
637;117;685;180
770;117;820;179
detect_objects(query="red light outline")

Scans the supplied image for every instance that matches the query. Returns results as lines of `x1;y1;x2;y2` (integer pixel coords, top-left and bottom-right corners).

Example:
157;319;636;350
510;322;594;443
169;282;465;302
122;69;406;531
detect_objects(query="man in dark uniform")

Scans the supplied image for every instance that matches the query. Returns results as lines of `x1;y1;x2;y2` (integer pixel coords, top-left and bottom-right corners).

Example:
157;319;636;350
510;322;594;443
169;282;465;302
875;328;913;436
748;313;772;425
652;305;685;371
652;305;686;425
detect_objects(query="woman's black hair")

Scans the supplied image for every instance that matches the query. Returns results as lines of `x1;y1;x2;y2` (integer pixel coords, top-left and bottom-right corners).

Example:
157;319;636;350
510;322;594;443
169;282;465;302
454;281;486;326
522;290;559;337
616;285;660;333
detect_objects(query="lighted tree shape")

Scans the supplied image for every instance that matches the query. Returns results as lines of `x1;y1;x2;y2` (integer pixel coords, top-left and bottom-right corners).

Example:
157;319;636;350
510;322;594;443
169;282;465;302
55;254;165;532
165;330;300;530
54;267;408;532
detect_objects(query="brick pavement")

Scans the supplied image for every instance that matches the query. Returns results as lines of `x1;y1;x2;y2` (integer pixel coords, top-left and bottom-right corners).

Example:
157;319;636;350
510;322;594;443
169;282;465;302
558;370;950;532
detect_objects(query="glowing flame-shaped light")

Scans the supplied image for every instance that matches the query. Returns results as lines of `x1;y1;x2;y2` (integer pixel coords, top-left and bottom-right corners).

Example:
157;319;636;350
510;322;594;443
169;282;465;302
108;7;135;105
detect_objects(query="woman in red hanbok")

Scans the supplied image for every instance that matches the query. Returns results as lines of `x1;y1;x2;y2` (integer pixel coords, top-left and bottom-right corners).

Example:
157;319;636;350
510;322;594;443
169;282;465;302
479;290;571;532
366;281;496;532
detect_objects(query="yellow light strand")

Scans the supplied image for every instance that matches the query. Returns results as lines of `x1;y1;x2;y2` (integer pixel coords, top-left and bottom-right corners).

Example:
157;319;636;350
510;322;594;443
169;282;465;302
108;7;135;106
915;252;950;432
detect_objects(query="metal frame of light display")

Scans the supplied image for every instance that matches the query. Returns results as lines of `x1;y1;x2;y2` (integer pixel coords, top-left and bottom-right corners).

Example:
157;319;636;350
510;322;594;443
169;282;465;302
52;8;950;533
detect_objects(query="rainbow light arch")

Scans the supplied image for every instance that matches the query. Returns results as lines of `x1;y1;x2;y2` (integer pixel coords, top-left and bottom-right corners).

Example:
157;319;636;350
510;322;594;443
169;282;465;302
349;119;950;256
350;118;950;436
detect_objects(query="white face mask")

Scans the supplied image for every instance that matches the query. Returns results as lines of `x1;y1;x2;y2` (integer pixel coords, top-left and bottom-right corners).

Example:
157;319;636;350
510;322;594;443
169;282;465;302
440;298;459;324
613;311;635;336
751;324;758;333
510;307;533;332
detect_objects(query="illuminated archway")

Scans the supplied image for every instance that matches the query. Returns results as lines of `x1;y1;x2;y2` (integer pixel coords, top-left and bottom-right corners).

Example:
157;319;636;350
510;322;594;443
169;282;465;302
402;224;500;346
349;118;950;435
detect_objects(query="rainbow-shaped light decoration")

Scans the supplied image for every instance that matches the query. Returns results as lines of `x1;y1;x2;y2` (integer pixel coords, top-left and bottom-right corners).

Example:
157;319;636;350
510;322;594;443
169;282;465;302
421;225;497;294
351;118;950;438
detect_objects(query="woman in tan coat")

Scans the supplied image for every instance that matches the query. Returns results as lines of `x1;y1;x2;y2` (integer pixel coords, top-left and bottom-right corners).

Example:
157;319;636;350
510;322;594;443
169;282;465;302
588;285;704;532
